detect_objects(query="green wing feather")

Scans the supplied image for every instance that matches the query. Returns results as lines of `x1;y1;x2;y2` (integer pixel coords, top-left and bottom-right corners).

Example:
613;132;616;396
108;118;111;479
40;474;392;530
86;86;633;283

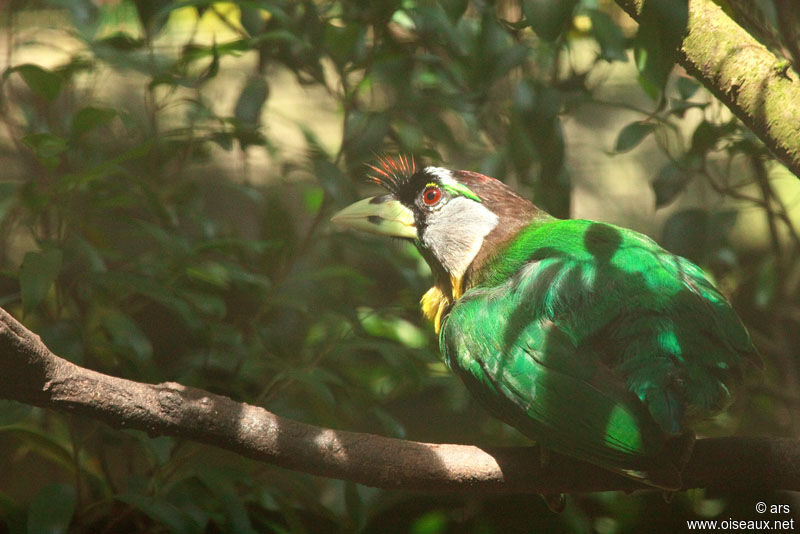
440;220;757;488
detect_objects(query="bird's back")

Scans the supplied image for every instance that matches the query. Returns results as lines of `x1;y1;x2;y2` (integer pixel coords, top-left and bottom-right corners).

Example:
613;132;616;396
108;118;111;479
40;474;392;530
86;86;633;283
440;219;758;487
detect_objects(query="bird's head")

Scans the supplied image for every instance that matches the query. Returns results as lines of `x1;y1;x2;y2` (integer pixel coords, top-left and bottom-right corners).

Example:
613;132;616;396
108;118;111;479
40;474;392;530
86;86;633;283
332;156;545;329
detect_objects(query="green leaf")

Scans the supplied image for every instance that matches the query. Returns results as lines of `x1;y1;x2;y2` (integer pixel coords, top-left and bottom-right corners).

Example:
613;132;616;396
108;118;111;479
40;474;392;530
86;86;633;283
26;483;76;534
667;97;708;117
302;186;324;215
40;319;85;365
93;31;144;50
71;106;117;136
195;473;257;534
240;6;265;37
676;76;700;99
410;510;449;534
344;482;364;531
0;181;20;224
522;0;578;41
0;400;32;426
185;261;231;288
661;208;707;261
589;10;627;62
6;64;62;101
0;489;25;534
133;0;170;36
690;120;737;155
181;290;227;319
19;249;63;313
652;161;689;207
99;309;153;363
324;23;365;66
21;134;67;169
116;493;197;534
614;121;655;153
0;426;74;473
234;75;269;127
755;258;777;309
633;0;688;98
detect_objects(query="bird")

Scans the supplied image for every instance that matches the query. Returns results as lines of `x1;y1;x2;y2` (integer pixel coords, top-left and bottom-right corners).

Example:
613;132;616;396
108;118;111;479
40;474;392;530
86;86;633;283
331;155;760;494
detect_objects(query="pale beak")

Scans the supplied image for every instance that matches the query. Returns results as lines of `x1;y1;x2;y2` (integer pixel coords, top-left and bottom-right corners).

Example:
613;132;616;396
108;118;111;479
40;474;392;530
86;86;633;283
331;195;417;239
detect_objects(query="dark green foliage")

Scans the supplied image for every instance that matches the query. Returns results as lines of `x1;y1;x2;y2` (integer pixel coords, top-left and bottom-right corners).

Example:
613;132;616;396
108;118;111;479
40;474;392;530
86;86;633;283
633;0;688;98
0;0;796;532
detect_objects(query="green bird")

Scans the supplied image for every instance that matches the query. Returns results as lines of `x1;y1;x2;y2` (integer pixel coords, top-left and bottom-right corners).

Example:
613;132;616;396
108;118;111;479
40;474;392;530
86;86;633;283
332;156;759;491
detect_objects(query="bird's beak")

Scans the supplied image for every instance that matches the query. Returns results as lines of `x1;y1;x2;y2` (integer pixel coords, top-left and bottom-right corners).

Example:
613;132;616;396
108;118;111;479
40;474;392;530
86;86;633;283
331;195;417;239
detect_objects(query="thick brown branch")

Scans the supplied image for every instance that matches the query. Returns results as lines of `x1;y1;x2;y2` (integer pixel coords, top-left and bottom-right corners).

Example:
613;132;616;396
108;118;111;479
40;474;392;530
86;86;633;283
0;306;796;493
615;0;800;179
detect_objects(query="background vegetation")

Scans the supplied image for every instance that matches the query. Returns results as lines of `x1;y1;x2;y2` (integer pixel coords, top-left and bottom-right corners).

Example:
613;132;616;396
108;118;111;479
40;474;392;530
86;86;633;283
1;0;799;532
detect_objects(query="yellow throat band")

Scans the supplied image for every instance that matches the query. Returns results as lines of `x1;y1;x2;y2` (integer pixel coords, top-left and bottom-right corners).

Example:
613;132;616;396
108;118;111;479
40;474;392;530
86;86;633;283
420;276;464;334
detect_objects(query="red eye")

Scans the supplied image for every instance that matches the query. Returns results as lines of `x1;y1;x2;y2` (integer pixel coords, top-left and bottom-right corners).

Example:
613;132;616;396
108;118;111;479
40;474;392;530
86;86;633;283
422;186;442;206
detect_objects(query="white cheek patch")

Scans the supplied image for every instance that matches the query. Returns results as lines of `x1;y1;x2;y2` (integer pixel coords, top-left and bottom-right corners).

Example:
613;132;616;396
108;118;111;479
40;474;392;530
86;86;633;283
422;196;499;278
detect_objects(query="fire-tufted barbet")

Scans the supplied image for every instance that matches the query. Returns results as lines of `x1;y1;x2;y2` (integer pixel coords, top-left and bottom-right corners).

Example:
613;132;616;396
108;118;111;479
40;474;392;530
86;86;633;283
332;156;759;492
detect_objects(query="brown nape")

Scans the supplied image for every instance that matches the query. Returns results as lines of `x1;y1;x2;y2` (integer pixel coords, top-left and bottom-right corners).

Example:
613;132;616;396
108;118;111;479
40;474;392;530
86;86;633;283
454;171;552;289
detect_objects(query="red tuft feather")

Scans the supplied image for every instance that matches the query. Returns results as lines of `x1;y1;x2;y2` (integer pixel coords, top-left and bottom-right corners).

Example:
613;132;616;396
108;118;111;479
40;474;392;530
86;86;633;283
366;154;416;194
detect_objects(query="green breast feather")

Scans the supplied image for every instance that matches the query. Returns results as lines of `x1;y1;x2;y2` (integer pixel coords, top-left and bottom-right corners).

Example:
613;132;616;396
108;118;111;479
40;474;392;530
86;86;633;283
440;220;758;489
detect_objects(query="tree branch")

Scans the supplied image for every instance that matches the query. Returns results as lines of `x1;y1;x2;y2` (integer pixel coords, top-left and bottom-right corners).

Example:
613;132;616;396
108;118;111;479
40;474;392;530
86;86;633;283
0;306;797;493
615;0;800;179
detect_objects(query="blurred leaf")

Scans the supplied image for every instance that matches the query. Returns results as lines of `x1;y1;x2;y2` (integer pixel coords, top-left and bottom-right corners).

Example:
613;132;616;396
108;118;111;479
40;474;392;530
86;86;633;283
589;10;627;62
652;161;690;207
344;482;364;531
181;290;227;319
634;0;688;98
197;475;258;534
5;64;62;101
19;249;63;313
26;483;76;534
185;261;231;289
440;0;468;21
240;6;265;37
615;121;655;153
324;23;364;66
93;31;144;50
358;308;428;349
343;111;389;160
661;208;708;261
411;510;449;534
234;75;269;127
0;181;20;224
302;186;324;215
0;490;26;534
95;272;200;330
71;106;117;136
133;0;170;36
0;400;32;426
0;426;74;474
676;76;700;99
372;407;407;438
117;493;199;534
522;0;578;41
667;97;708;117
690;120;737;155
755;258;777;309
21;134;67;169
39;319;84;364
99;308;153;363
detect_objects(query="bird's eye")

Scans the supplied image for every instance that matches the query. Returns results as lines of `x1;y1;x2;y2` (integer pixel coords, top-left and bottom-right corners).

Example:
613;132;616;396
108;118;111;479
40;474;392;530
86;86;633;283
422;186;442;206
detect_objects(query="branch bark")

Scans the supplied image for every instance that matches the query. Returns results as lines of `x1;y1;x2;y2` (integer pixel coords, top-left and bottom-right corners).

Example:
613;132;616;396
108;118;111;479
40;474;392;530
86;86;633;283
615;0;800;179
0;306;797;493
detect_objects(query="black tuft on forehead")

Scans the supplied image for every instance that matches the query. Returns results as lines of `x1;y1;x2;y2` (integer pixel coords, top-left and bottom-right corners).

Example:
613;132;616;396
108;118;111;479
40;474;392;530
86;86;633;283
366;155;416;195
